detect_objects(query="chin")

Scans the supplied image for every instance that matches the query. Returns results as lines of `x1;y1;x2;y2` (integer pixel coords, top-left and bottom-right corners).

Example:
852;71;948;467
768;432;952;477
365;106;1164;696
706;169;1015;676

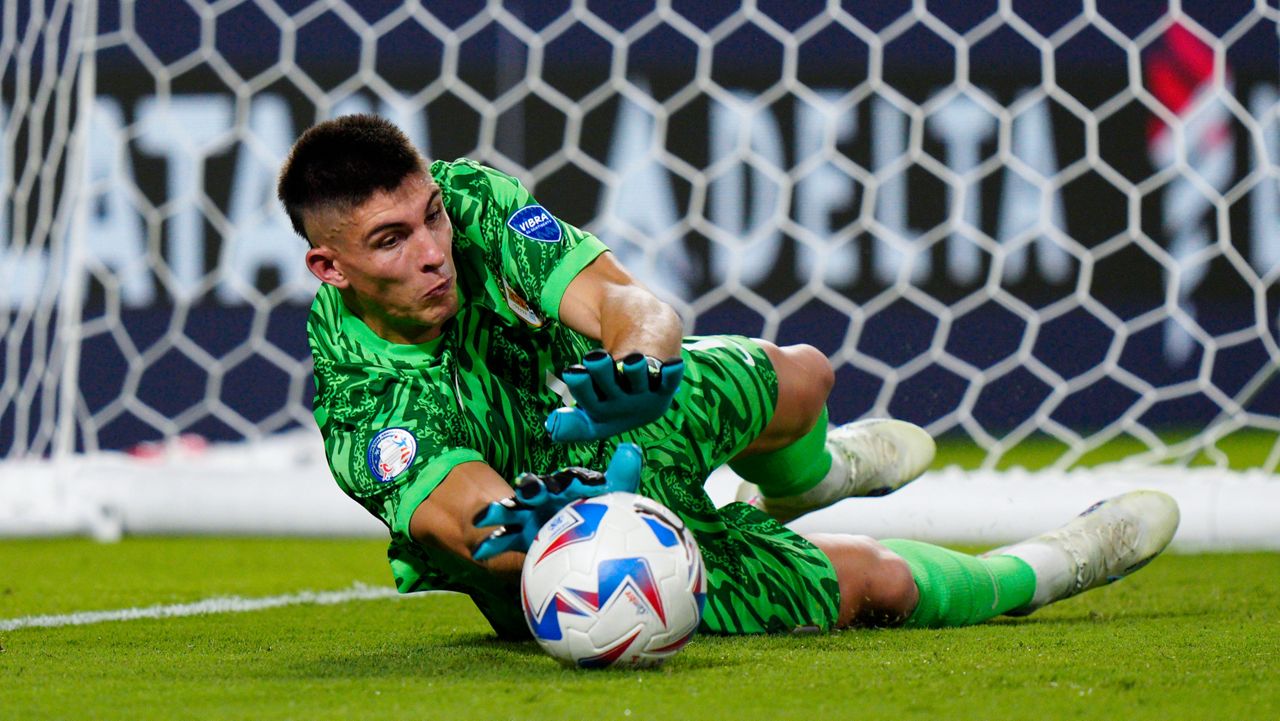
411;309;456;334
428;298;460;324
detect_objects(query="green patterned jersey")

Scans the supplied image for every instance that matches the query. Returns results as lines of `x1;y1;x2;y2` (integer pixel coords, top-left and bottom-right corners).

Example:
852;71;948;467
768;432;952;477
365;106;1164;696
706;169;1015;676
307;161;611;594
307;159;841;637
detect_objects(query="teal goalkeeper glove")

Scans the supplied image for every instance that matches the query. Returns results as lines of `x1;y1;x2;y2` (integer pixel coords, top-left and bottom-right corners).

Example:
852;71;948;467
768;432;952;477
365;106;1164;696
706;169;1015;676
544;350;684;443
471;442;642;561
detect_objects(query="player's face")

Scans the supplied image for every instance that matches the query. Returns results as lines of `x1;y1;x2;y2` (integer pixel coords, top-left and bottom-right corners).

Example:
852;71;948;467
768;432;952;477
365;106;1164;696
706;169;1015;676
303;173;459;344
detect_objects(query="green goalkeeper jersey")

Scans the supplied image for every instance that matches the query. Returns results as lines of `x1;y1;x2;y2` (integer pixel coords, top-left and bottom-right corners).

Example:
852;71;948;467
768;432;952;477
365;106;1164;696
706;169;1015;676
309;159;610;523
307;159;615;618
308;159;841;637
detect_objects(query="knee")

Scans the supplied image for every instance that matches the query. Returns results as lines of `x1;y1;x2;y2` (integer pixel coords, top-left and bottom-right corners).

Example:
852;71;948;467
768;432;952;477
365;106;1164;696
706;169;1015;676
809;533;919;628
864;543;918;623
759;340;834;416
786;343;835;401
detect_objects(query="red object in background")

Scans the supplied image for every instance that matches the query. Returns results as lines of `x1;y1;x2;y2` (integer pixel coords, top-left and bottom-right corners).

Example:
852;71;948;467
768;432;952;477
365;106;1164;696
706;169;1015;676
124;433;210;460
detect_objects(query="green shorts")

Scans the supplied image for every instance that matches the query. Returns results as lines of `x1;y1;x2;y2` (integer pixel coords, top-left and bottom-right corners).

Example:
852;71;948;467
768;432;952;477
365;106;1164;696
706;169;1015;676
618;335;841;634
391;335;841;637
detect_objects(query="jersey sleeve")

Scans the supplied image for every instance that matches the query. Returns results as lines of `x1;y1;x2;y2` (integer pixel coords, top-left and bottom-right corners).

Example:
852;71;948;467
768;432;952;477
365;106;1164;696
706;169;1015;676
318;382;485;539
432;158;608;323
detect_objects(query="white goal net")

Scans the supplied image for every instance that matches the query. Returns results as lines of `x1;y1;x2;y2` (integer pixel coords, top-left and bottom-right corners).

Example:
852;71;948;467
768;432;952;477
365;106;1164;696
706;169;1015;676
3;1;1279;546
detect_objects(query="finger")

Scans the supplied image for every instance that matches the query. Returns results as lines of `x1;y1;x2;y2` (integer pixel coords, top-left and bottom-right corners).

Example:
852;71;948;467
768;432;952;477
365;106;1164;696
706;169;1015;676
514;471;542;486
582;350;625;400
604;442;643;493
657;358;684;395
514;476;549;507
554;477;597;501
472;498;524;529
561;365;602;409
619;353;650;395
544;406;599;443
544;467;603;495
472;527;522;561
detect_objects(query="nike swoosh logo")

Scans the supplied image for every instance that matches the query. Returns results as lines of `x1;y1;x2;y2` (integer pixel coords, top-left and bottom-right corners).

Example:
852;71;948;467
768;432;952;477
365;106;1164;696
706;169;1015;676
685;338;755;367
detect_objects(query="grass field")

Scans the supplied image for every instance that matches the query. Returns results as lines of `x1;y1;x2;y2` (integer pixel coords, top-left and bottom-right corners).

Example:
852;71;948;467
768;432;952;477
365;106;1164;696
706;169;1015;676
934;427;1280;471
1;537;1276;720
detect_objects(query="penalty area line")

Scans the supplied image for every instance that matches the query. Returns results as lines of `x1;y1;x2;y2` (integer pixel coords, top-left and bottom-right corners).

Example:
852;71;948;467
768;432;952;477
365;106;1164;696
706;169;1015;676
0;583;414;632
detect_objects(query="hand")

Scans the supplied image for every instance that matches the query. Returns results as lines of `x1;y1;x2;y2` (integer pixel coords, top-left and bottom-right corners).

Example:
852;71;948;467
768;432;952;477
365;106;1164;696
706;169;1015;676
544;350;684;443
471;442;643;561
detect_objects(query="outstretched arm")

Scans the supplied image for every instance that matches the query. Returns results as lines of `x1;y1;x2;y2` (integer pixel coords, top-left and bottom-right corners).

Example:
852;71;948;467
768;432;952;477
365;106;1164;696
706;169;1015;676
557;251;682;360
547;252;686;443
408;461;527;578
407;444;644;574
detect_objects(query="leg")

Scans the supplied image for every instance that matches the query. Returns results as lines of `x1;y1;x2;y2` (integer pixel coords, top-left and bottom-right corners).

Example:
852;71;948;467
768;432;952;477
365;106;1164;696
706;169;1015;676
723;341;841;501
730;340;935;522
803;533;919;628
622;337;844;634
810;490;1181;631
985;490;1180;615
810;533;1040;630
734;341;833;455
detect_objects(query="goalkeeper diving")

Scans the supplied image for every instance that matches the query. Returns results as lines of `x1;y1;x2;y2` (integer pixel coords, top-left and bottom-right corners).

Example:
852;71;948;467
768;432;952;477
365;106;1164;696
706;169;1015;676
276;114;1179;637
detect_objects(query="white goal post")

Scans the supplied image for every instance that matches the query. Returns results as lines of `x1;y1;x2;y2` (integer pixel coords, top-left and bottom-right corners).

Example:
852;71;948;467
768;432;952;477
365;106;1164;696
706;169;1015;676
2;1;1279;547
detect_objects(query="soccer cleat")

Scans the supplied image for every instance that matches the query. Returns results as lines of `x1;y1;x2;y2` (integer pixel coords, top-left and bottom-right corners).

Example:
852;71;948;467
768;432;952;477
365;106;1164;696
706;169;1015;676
737;419;935;523
985;490;1180;615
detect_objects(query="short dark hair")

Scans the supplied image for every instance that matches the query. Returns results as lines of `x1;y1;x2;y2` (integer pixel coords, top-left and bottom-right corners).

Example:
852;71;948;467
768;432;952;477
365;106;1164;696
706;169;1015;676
276;114;426;242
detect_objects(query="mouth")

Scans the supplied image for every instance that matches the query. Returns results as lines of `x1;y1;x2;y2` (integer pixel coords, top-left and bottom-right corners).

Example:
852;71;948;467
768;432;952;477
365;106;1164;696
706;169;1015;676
422;275;454;300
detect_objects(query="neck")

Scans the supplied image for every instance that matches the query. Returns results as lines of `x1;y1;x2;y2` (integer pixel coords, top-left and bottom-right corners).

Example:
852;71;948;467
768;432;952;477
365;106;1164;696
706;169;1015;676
340;291;440;345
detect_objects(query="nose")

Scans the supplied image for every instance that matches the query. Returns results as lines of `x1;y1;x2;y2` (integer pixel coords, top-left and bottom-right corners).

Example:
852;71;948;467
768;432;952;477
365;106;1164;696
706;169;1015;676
413;227;446;271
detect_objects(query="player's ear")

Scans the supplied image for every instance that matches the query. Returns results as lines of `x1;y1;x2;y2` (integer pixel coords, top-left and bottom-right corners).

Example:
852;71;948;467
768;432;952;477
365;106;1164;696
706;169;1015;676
305;245;348;288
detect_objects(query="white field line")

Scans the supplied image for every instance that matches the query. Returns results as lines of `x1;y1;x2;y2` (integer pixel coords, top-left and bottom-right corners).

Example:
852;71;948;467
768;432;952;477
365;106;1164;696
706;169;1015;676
0;583;414;632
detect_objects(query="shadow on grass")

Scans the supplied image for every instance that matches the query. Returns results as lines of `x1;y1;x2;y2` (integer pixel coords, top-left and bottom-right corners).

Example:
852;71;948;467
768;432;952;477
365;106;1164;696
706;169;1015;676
983;608;1210;626
275;630;737;678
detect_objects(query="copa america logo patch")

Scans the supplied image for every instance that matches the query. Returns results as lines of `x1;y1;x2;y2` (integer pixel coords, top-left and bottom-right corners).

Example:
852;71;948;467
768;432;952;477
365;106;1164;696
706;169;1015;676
366;428;417;483
507;205;562;242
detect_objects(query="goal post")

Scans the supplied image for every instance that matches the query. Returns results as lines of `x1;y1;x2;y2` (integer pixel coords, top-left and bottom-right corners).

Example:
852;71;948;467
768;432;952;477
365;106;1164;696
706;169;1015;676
2;1;1279;546
1;0;97;459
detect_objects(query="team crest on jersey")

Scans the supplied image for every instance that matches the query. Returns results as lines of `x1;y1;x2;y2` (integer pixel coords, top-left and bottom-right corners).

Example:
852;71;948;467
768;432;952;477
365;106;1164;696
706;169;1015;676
502;278;545;328
366;428;417;483
507;205;561;242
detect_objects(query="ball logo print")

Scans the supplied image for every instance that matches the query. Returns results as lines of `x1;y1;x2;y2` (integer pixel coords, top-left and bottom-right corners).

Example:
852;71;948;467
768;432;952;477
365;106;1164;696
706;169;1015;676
534;499;608;563
590;557;667;625
520;493;706;669
365;428;416;483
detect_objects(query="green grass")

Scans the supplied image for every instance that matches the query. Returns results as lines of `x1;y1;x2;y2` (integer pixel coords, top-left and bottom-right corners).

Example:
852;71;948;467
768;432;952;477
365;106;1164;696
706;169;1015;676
933;427;1280;471
1;538;1277;720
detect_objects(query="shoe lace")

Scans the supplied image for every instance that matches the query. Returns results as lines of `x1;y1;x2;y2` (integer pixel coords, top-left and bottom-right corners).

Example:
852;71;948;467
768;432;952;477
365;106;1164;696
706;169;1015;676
1050;516;1139;594
832;430;899;486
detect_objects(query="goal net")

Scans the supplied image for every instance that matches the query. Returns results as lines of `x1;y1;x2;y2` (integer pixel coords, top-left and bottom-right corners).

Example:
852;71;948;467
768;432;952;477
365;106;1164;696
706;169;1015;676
3;1;1278;545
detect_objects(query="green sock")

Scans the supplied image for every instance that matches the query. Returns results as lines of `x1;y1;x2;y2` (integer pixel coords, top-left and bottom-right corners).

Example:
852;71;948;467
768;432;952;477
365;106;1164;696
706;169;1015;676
880;539;1037;628
728;407;832;498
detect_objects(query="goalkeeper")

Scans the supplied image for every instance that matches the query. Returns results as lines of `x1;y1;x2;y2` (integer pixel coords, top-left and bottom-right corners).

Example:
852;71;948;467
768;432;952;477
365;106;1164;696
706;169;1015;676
277;115;1179;638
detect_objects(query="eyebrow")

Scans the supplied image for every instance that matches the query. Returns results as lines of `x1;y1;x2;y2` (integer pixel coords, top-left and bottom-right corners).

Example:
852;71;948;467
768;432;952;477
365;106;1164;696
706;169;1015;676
362;188;442;245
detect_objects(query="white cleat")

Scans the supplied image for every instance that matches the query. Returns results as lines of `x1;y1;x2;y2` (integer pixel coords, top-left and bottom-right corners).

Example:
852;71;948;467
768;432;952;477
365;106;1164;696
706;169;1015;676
825;419;937;497
737;419;936;523
986;490;1180;616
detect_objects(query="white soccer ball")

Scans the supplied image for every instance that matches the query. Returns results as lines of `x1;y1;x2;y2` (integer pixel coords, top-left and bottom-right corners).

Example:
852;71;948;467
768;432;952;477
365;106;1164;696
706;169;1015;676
520;491;707;669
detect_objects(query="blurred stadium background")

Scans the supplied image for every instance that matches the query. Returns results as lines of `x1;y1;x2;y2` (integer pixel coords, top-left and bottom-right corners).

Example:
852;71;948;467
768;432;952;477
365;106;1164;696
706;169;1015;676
2;0;1278;547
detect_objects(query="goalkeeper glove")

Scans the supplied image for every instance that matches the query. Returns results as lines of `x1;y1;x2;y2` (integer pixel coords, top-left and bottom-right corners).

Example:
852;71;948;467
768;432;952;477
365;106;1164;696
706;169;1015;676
544;350;684;443
471;442;642;561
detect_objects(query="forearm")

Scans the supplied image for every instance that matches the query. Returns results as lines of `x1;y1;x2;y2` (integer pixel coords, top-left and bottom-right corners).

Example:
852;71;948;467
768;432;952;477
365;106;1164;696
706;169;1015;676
597;284;683;360
476;550;524;579
408;461;525;580
559;252;683;359
549;252;687;442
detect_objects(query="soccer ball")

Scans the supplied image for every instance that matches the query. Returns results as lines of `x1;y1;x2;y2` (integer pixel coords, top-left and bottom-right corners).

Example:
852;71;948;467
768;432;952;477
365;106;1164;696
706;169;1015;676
520;492;707;669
